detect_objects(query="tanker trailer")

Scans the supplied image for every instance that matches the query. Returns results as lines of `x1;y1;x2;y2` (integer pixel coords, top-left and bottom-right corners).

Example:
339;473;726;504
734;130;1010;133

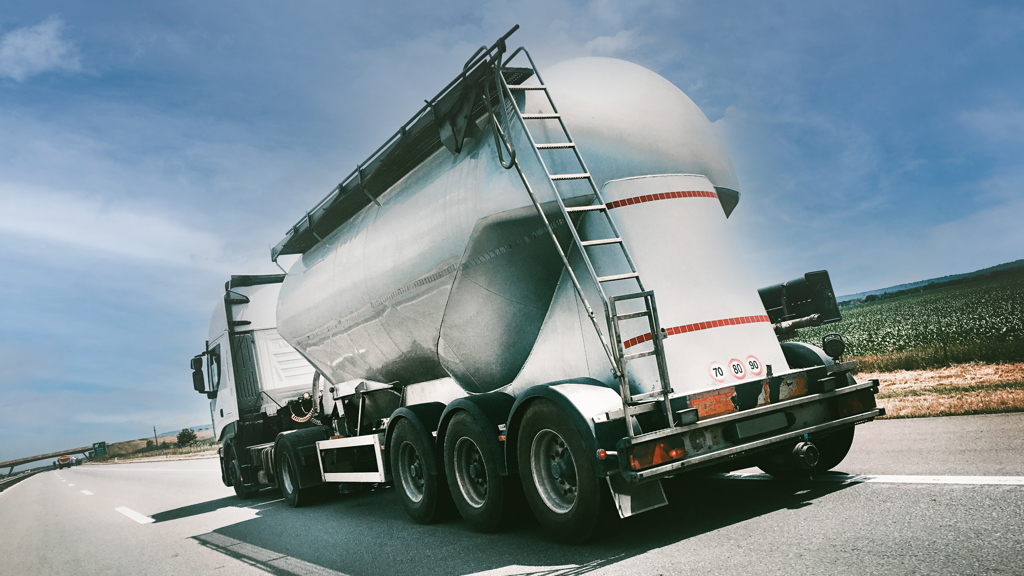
194;27;883;542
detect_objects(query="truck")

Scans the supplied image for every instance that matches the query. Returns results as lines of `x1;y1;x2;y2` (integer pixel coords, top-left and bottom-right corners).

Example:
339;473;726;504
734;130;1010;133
190;26;883;542
56;455;71;470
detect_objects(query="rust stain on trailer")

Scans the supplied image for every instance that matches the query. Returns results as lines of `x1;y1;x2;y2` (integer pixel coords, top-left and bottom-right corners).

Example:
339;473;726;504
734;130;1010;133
688;387;738;418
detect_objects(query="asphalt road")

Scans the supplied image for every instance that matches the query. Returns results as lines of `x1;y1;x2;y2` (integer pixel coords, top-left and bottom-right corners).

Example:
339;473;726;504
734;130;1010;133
2;413;1022;576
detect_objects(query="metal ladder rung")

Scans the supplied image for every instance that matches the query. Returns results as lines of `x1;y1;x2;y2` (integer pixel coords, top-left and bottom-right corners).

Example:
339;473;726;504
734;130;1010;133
598;272;640;283
581;237;622;247
614;310;651;321
550;173;590;181
623;350;657;362
521;113;561;120
536;142;576;150
630;389;669;403
565;204;606;213
507;85;547;91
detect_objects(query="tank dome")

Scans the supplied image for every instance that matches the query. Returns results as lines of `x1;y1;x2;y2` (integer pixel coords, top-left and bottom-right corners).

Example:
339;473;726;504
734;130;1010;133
542;57;741;215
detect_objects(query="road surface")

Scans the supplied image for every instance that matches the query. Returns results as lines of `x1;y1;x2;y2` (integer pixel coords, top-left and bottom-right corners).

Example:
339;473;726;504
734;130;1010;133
2;413;1022;576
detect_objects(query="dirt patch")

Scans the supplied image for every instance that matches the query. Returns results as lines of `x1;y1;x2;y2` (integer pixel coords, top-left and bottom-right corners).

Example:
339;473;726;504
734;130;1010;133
857;362;1024;418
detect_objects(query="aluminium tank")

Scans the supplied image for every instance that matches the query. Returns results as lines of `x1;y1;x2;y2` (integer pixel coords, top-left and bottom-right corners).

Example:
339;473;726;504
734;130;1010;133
276;57;790;399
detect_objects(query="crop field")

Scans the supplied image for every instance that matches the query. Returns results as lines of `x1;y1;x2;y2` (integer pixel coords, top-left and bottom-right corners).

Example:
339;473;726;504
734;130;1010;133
794;270;1024;372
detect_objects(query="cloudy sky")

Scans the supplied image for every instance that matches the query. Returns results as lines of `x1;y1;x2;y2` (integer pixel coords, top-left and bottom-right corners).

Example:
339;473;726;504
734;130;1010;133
1;1;1021;464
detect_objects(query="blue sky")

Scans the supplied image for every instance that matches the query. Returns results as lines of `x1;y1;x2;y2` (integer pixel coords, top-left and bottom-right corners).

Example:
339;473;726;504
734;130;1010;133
1;1;1022;464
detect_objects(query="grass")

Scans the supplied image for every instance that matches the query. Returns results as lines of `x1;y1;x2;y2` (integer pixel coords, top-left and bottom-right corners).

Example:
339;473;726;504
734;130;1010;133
857;362;1024;419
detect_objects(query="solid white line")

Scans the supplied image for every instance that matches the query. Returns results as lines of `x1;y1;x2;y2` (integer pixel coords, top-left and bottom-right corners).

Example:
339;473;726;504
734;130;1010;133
81;490;94;495
115;506;154;524
718;472;1024;486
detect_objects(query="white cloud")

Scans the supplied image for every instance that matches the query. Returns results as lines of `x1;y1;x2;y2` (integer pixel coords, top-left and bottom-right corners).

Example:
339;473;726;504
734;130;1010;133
959;107;1024;143
0;184;226;269
0;16;82;82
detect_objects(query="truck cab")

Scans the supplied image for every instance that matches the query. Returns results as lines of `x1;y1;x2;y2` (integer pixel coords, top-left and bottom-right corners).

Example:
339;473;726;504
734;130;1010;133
191;274;319;497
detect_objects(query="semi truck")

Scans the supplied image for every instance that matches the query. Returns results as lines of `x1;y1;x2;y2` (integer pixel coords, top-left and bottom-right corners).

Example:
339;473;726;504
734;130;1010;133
190;26;882;542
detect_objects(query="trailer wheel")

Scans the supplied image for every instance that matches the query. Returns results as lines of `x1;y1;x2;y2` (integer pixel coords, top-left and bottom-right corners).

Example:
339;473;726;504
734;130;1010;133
758;342;858;478
391;419;449;523
444;412;507;532
518;400;601;543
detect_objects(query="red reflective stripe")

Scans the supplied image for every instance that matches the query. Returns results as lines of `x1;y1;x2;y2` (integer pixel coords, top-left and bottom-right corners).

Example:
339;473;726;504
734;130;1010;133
622;314;772;349
606;190;718;210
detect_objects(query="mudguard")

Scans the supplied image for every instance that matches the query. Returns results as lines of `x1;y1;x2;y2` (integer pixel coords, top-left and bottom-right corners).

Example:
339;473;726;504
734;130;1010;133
505;379;624;477
384;402;447;476
437;392;516;475
275;427;331;489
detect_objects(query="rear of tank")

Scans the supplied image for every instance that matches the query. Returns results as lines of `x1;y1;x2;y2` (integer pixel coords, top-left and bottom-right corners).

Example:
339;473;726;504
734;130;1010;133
275;57;791;401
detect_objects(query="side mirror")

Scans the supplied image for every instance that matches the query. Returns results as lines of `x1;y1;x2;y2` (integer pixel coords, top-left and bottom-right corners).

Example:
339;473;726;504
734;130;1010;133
190;356;203;371
192;369;205;393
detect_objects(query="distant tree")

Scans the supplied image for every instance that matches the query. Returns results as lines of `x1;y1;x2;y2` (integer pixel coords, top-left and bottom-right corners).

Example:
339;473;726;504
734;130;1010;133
177;428;198;447
146;439;154;449
864;294;880;302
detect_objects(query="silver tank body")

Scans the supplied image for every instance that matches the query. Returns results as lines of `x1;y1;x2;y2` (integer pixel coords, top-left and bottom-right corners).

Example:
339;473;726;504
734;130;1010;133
277;57;752;395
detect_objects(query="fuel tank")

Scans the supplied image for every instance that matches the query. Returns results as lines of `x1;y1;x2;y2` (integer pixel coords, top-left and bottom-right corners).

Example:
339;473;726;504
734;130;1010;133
276;57;789;397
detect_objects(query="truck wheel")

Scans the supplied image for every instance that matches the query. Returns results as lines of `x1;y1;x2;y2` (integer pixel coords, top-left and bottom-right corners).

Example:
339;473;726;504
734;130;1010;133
391;418;449;523
444;412;507;532
230;457;258;500
278;449;321;507
758;342;859;478
518;399;601;543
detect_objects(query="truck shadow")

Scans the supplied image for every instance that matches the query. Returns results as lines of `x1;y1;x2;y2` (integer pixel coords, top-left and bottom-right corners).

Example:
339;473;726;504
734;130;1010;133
182;472;862;576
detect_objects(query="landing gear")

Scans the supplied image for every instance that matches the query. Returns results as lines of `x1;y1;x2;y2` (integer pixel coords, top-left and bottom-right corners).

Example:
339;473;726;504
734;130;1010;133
391;419;450;523
518;400;601;543
444;412;508;532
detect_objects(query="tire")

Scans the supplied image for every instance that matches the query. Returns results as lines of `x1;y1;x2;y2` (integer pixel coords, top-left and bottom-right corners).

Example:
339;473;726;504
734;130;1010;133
757;343;858;478
444;412;508;532
391;418;450;524
230;455;259;500
517;399;602;543
277;449;320;507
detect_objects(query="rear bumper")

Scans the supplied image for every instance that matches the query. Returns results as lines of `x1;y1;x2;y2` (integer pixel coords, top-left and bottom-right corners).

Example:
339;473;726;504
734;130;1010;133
618;378;882;482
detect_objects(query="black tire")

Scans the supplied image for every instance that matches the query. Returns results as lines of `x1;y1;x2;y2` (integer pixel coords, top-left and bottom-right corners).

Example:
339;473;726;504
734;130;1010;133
230;455;258;500
277;449;320;507
391;418;450;523
444;412;508;532
517;399;601;543
758;343;858;478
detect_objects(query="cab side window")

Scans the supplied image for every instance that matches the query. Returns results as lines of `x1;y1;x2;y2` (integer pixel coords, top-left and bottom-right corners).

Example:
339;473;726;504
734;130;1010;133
208;344;222;391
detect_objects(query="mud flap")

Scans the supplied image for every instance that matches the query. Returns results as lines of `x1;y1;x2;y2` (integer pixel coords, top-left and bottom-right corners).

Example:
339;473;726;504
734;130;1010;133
606;474;668;518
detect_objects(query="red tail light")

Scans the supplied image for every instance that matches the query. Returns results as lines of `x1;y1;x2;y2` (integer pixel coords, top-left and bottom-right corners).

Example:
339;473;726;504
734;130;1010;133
628;437;687;471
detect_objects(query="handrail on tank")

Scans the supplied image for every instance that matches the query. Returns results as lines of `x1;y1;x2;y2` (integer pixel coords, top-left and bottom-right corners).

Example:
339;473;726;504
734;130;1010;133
272;24;520;263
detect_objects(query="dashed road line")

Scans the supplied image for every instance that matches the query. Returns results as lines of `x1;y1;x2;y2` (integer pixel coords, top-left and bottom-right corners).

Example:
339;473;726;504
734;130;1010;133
80;490;93;496
115;506;154;524
715;472;1024;486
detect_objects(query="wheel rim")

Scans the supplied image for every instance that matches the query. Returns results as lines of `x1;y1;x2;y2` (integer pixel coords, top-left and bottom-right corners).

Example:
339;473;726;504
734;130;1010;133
530;429;578;514
281;457;295;495
454;437;487;508
398;441;425;503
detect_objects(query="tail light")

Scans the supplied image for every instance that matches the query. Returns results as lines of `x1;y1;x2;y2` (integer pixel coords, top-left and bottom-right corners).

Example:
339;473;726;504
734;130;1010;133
628;437;687;471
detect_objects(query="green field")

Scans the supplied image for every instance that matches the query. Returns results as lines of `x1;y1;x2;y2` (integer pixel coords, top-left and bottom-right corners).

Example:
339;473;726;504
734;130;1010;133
794;269;1024;371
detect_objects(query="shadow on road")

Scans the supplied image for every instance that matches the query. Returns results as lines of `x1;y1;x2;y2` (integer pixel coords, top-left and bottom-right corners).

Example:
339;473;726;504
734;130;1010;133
176;473;859;576
151;492;282;523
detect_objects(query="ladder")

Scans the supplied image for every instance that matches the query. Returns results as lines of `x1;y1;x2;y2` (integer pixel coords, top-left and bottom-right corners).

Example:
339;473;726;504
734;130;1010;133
485;46;675;433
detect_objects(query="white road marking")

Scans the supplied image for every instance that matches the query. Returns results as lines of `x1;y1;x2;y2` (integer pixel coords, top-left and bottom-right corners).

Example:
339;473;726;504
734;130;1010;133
68;484;74;487
717;472;1024;486
80;490;93;496
194;532;350;575
115;507;154;524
